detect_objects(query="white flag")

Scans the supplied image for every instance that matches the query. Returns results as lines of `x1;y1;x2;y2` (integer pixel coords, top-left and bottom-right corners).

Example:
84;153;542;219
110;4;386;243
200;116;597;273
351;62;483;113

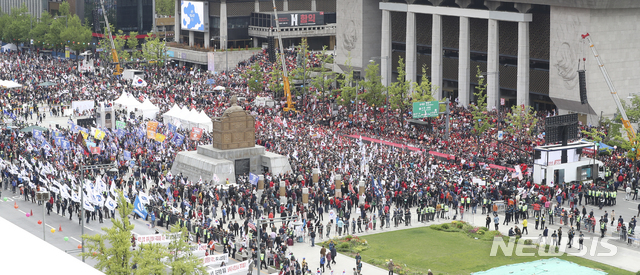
71;191;80;203
105;196;117;211
132;75;148;87
138;191;151;205
110;182;117;198
83;200;94;212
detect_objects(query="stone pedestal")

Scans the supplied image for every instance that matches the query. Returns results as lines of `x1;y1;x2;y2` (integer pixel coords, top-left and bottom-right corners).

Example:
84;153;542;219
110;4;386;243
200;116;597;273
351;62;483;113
334;174;342;189
279;182;286;204
358;180;365;195
302;188;309;206
212;111;255;150
335;190;342;199
258;174;264;190
312;168;320;185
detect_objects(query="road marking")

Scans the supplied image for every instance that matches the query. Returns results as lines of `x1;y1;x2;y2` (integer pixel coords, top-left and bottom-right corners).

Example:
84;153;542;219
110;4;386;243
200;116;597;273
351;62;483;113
45;223;55;229
630;208;637;211
84;226;94;231
70;237;82;243
17;209;26;214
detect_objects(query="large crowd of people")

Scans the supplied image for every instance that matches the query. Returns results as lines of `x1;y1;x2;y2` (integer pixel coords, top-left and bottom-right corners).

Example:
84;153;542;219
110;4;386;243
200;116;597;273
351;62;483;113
1;48;639;274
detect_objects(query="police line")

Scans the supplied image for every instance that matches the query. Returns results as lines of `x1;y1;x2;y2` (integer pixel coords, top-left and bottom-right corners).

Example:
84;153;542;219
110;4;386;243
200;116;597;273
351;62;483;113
209;260;250;275
202;254;229;266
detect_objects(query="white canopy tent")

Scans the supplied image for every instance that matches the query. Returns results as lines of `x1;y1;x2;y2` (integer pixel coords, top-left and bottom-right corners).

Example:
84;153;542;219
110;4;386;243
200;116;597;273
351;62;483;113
0;80;22;89
139;99;160;119
162;104;181;123
161;106;212;131
1;43;17;52
213;86;225;91
113;92;142;111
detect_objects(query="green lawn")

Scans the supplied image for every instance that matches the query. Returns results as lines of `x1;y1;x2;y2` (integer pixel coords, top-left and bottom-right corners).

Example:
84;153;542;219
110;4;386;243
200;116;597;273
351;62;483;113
357;226;633;275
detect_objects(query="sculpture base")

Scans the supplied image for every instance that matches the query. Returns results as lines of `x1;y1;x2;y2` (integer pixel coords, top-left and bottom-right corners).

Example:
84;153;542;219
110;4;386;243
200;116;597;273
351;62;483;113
170;144;292;184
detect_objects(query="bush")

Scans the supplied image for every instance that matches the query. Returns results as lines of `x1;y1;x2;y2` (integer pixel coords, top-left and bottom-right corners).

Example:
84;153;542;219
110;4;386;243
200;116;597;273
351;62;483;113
456;223;464;229
337;242;350;251
524;239;533;245
441;224;450;230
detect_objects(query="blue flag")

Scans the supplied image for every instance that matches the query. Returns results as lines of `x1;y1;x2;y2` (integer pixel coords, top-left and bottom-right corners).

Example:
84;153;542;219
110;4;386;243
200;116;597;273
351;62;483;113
133;196;147;219
167;123;177;133
61;140;70;150
249;173;259;186
116;128;125;138
124;150;132;160
172;133;185;147
33;129;44;140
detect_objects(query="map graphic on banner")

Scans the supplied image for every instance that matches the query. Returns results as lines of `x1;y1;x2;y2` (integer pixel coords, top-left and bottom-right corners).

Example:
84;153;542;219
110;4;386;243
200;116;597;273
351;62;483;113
181;1;204;31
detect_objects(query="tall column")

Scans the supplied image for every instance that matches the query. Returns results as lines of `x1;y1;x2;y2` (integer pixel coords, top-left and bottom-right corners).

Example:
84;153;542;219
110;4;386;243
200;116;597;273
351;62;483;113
458;16;470;107
204;30;210;49
189;31;194;46
220;0;228;50
174;0;180;42
431;14;443;100
283;0;289;11
405;12;417;90
487;19;499;111
255;0;259;13
152;0;156;32
311;0;316;11
517;21;530;107
380;10;392;87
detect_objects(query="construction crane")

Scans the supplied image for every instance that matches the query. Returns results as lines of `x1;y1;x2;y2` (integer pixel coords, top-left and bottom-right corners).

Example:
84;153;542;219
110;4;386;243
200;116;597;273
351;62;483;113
99;0;122;75
271;0;295;112
582;33;636;141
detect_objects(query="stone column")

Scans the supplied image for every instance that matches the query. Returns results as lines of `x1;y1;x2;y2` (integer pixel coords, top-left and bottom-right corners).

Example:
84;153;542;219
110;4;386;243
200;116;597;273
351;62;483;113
487;19;500;111
302;188;309;206
204;30;210;49
189;31;194;46
174;0;180;43
258;174;265;190
312;168;320;186
405;11;417;90
279;182;286;203
359;180;365;204
380;9;392;87
311;0;316;11
458;16;470;107
517;21;530;107
254;0;259;12
152;0;156;32
431;14;443;100
220;0;228;50
283;0;288;11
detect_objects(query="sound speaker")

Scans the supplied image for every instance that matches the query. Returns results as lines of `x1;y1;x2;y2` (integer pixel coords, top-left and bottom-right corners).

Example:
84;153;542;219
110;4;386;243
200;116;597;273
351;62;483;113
267;36;275;63
578;70;587;104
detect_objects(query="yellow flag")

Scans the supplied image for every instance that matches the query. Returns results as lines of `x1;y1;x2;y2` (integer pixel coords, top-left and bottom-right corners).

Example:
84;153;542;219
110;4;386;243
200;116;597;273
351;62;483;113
80;130;88;140
94;129;106;140
155;133;166;142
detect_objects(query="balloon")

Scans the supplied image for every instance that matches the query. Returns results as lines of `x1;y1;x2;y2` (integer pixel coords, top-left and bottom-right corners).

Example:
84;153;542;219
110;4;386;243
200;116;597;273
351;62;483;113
51;228;55;233
64;237;69;241
26;213;30;217
478;119;482;122
78;245;83;249
3;197;6;201
37;220;42;225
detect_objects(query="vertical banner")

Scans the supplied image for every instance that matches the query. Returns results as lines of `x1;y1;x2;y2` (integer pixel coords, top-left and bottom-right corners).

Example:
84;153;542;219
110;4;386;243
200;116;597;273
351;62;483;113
65;46;70;59
208;52;215;72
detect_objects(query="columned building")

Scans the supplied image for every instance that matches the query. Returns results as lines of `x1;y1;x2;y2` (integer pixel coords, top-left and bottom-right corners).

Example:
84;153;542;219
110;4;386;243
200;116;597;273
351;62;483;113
333;0;640;125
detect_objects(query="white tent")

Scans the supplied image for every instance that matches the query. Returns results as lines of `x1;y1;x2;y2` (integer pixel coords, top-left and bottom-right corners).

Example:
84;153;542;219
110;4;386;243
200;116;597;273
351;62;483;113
162;104;181;123
113;93;142;110
139;99;160;119
213;86;226;91
196;111;213;131
1;43;17;52
0;80;22;89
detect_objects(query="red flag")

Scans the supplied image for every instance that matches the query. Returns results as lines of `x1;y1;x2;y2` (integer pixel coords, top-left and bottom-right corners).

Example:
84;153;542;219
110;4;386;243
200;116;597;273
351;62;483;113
90;147;101;155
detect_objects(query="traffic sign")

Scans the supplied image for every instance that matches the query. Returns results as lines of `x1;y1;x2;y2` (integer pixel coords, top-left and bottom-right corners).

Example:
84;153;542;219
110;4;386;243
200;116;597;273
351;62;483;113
412;101;439;119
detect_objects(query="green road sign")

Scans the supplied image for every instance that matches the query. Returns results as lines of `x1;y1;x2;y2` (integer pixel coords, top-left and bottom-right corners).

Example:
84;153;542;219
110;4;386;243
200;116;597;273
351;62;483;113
412;101;439;118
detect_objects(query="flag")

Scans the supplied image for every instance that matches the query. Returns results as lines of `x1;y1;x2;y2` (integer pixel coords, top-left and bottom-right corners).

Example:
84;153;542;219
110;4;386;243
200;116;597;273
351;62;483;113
83;199;94;212
71;191;81;203
133;196;148;219
116;128;125;138
105;196;117;211
94;192;105;207
110;183;117;197
167;123;177;133
138;191;151;205
249;173;259;186
124;150;132;160
116;120;126;129
90;147;101;155
172;133;185;146
190;127;203;140
32;129;44;140
132;75;147;87
94;129;106;140
155;133;166;142
75;132;90;156
61;186;70;199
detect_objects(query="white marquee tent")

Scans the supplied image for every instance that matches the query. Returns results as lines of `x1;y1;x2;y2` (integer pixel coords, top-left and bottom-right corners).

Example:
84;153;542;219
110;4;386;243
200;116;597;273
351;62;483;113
113;92;142;110
161;105;213;131
139;99;160;119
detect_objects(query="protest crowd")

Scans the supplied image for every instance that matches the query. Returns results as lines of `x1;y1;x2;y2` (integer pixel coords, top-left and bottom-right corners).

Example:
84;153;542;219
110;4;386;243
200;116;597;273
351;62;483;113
1;48;640;275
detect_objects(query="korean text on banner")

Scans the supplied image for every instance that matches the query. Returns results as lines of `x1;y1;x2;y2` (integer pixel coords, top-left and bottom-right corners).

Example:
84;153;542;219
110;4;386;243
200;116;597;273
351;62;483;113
208;260;249;275
190;127;203;140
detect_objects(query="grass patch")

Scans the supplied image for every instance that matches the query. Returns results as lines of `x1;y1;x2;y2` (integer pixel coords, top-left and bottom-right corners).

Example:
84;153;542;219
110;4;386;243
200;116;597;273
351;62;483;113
356;223;632;275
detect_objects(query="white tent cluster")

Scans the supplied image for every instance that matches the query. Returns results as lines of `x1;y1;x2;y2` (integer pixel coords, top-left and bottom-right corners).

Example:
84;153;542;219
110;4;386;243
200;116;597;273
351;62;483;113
162;104;213;131
113;92;159;119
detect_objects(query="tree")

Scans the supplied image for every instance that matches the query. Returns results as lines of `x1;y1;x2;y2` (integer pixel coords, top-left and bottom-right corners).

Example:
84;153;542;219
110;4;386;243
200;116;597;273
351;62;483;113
243;62;264;94
156;0;175;16
3;4;32;44
81;192;137;274
360;61;386;109
289;38;311;97
131;243;170;275
165;225;207;275
268;52;284;98
127;31;141;60
60;14;92;58
30;11;53;48
620;94;640;123
142;32;168;65
388;56;411;121
470;66;494;136
504;104;538;137
335;54;357;114
412;65;437;103
310;46;334;114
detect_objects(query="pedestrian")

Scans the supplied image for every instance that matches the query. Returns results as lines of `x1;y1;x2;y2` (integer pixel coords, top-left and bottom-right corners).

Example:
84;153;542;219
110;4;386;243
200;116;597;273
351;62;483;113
522;219;528;235
387;259;394;275
494;215;499;231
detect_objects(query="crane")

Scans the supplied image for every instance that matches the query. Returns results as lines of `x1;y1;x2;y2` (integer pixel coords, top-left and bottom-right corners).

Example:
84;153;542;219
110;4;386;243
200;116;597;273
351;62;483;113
581;33;636;141
271;0;295;112
99;0;122;75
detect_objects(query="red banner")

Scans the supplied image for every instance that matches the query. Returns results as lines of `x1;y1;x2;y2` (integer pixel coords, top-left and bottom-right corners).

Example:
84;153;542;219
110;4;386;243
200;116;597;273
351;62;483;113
90;147;101;155
190;127;203;140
